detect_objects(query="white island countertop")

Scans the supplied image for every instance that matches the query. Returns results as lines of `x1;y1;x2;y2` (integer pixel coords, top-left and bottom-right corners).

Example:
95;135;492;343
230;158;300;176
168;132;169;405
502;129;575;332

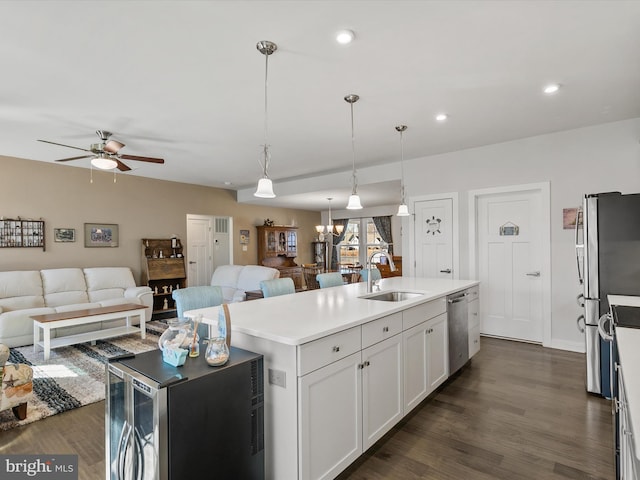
615;326;640;461
185;276;479;346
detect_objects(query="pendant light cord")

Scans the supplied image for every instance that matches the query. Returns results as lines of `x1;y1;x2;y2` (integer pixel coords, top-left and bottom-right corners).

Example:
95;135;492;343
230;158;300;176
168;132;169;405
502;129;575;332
399;129;405;202
261;49;270;177
350;101;357;194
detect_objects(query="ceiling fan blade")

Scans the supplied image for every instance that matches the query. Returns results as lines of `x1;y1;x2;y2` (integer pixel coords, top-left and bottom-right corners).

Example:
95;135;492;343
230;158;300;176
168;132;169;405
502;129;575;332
119;154;165;164
104;139;125;154
54;155;93;162
37;139;93;153
116;160;132;172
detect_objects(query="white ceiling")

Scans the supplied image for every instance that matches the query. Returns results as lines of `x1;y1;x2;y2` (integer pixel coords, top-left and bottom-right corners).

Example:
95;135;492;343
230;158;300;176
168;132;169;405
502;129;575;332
2;1;640;210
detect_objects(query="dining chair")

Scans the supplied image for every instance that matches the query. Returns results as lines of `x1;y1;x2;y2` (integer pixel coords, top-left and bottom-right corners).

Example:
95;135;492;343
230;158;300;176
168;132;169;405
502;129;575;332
316;272;345;289
260;277;296;298
360;268;382;283
172;285;224;337
303;265;324;290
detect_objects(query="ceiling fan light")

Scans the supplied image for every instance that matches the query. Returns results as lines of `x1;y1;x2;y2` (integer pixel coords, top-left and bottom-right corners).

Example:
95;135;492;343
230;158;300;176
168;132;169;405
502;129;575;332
91;156;118;170
346;194;363;210
254;178;276;198
397;204;410;216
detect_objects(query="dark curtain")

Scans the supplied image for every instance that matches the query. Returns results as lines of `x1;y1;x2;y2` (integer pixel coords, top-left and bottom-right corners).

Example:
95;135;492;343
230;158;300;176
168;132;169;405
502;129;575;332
331;219;349;270
373;216;393;255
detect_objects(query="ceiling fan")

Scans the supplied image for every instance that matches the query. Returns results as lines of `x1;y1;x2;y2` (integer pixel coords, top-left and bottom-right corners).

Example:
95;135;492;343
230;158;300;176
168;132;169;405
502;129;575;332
38;130;165;171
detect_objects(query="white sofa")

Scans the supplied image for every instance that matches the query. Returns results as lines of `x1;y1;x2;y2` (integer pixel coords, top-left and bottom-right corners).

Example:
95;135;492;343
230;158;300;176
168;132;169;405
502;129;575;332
0;267;153;347
210;265;280;303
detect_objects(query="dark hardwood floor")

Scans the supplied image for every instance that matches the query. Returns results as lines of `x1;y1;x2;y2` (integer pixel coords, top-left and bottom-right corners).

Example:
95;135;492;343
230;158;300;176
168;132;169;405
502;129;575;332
0;337;614;480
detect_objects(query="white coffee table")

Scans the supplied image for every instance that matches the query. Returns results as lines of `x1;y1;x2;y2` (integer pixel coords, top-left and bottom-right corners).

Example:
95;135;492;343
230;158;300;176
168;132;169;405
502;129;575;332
31;303;147;360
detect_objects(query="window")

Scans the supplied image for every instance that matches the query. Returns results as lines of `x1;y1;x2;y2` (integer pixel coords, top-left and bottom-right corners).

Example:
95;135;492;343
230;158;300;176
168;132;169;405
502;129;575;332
338;218;386;266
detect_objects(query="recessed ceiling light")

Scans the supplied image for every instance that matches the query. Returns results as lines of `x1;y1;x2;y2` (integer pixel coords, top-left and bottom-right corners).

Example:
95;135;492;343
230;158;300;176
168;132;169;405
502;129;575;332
224;181;232;186
543;83;561;95
336;30;355;45
435;113;448;122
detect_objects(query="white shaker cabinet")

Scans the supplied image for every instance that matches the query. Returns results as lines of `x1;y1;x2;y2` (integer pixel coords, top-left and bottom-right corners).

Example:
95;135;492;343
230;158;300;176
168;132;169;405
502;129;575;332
299;352;363;480
402;297;448;414
617;363;640;480
298;314;404;480
362;333;404;449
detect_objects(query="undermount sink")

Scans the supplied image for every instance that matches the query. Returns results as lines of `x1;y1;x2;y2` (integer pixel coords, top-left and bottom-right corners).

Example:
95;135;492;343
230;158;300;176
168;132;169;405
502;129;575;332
361;291;424;302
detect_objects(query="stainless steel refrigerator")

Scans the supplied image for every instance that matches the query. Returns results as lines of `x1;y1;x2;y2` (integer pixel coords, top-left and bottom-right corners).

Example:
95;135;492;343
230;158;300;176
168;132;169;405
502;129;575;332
576;192;640;397
106;346;264;479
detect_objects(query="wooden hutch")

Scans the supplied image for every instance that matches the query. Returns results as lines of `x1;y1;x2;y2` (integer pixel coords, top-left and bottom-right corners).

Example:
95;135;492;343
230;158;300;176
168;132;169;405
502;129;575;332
141;238;187;319
256;225;303;289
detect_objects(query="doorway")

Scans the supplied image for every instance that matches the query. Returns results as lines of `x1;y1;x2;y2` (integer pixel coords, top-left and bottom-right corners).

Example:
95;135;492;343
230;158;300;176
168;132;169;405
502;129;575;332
409;193;459;279
186;214;233;287
468;183;551;346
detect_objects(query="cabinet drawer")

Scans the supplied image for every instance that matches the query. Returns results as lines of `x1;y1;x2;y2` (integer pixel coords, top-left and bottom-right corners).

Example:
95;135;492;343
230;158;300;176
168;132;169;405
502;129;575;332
403;297;446;331
362;312;402;349
469;325;480;358
466;285;479;303
298;326;361;376
468;299;479;329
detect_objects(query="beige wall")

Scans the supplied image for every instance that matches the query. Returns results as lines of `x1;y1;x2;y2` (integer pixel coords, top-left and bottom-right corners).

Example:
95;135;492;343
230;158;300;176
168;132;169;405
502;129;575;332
1;156;320;284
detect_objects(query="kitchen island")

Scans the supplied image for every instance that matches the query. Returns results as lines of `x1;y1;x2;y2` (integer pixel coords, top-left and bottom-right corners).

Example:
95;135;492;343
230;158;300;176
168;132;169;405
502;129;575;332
186;276;479;480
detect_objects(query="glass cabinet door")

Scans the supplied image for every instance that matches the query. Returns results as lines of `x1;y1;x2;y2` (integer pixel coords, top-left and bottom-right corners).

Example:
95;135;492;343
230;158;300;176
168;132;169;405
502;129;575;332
287;231;297;257
266;231;277;255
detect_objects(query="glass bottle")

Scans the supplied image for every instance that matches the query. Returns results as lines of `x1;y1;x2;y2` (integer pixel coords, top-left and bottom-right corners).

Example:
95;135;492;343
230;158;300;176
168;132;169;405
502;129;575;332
204;337;229;366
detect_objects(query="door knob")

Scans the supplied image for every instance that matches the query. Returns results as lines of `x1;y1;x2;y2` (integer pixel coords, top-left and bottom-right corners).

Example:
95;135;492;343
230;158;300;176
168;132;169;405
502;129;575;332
526;271;540;277
440;269;452;274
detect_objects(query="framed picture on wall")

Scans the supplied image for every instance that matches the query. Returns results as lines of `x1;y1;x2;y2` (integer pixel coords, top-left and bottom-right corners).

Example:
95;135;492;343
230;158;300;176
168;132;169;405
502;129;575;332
84;223;119;247
54;228;75;243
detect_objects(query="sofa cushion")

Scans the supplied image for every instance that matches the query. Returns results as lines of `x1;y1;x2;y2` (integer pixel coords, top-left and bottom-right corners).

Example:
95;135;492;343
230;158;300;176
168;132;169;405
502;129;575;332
53;303;102;313
84;267;135;302
0;307;57;347
98;298;142;307
0;271;44;312
237;266;280;292
41;268;90;307
211;265;245;289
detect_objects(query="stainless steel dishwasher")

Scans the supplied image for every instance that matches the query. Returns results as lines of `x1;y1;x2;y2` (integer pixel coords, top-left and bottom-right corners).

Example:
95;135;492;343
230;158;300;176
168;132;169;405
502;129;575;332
447;291;469;374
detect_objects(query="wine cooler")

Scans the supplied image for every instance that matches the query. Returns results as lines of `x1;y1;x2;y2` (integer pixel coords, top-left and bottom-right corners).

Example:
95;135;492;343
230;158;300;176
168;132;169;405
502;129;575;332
106;346;264;479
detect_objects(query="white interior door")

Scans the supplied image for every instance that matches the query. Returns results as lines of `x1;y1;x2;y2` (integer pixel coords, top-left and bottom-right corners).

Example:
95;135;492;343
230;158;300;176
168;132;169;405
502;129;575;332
186;215;214;287
415;198;454;279
477;190;543;342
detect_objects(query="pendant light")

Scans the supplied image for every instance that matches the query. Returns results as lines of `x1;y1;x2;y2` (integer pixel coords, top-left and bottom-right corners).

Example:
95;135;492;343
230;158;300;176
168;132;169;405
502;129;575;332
395;125;410;216
254;40;277;198
344;94;363;210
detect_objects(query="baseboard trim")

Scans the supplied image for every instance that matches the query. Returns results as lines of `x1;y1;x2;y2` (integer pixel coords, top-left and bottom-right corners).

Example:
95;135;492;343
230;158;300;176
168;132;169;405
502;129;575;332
480;334;585;353
549;339;585;353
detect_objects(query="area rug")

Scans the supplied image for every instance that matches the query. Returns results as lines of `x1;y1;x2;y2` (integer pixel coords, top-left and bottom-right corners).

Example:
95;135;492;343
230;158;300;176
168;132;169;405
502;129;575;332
0;320;169;431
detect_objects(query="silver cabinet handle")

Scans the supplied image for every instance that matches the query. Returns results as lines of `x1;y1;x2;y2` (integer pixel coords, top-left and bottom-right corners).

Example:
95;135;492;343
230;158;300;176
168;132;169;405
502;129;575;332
576;315;585;333
526;271;540;277
332;346;340;353
382;326;389;333
189;261;196;264
576;293;584;307
440;269;452;274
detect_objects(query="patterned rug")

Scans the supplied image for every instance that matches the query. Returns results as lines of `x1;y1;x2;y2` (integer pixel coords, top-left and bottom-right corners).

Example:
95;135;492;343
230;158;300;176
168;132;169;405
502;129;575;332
0;320;169;431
